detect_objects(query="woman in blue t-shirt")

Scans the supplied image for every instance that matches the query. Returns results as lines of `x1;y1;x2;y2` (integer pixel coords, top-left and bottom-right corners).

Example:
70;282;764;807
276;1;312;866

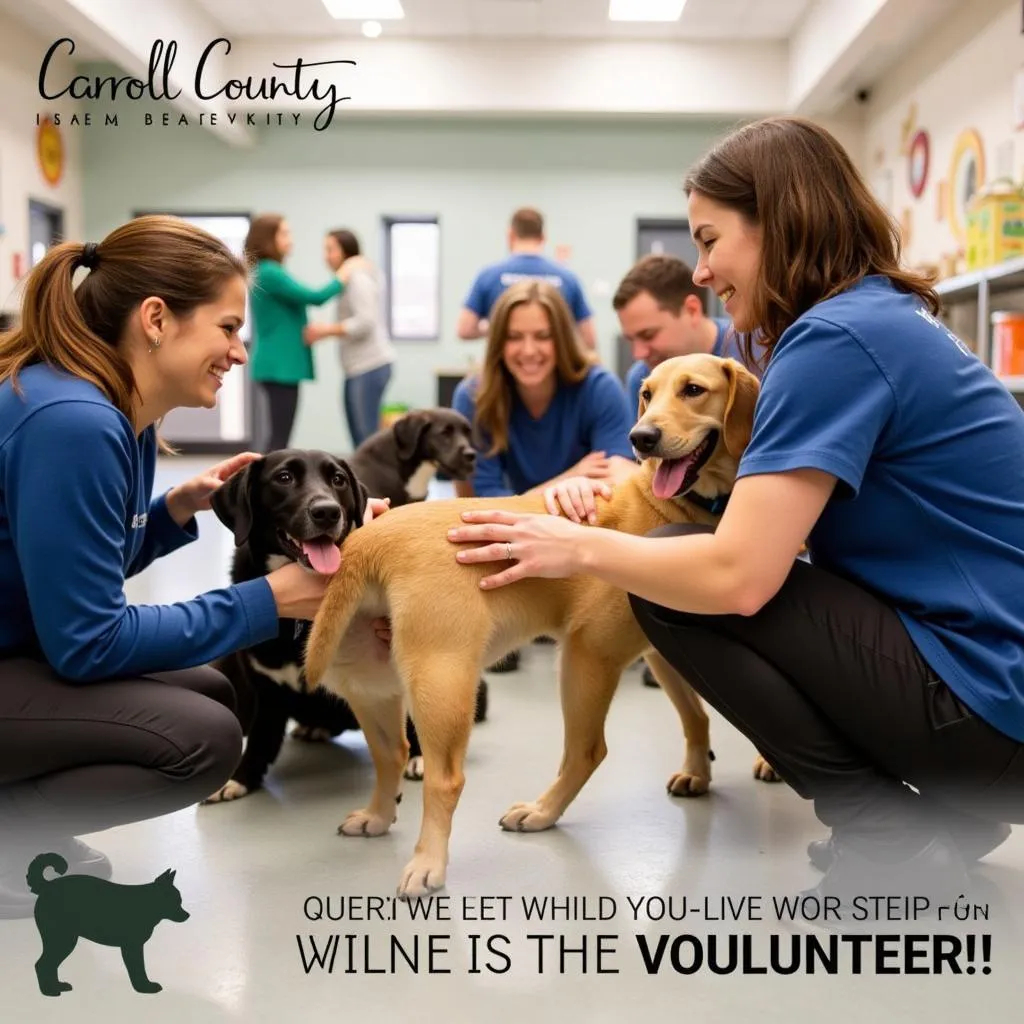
452;279;636;670
447;116;1024;913
453;279;635;501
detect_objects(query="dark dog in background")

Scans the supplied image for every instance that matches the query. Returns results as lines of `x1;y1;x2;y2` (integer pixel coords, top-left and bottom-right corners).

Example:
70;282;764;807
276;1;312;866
348;407;478;507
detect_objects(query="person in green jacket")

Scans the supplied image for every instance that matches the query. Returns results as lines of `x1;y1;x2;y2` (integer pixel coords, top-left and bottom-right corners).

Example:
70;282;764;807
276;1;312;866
244;214;351;451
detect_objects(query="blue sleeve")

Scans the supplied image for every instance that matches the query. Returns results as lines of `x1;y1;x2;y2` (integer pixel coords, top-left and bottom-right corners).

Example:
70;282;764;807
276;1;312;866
736;316;895;498
581;369;635;460
453;378;511;497
625;360;649;423
126;491;199;577
5;404;279;682
463;269;493;319
566;275;593;322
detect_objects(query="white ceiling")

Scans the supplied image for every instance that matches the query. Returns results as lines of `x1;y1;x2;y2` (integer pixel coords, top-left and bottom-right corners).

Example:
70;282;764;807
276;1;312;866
192;0;816;40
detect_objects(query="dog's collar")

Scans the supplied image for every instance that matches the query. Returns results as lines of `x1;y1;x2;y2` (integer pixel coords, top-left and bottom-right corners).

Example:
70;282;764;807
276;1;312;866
683;490;731;516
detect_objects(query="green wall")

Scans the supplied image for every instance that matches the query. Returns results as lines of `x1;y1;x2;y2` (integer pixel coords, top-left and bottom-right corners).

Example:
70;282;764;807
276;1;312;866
81;91;733;450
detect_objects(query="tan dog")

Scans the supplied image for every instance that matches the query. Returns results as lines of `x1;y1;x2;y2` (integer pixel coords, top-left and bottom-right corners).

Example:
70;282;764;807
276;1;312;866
304;354;771;899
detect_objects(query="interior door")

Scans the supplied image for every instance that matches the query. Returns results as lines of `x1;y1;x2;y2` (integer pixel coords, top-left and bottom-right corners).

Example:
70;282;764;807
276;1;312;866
619;219;722;378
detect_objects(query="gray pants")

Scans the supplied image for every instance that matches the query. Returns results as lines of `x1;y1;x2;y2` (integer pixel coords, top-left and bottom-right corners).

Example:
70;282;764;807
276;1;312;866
0;657;242;846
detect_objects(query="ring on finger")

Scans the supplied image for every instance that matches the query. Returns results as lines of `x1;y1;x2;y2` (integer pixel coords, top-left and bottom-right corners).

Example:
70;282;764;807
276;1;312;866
505;542;514;561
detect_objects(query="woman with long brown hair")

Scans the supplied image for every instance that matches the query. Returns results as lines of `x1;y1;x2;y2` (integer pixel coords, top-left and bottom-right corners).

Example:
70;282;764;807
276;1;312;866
0;216;378;918
448;117;1024;913
451;279;636;672
453;279;635;500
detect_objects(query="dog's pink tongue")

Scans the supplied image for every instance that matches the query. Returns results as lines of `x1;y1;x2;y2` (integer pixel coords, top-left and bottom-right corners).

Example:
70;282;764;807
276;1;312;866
653;458;690;500
302;539;341;575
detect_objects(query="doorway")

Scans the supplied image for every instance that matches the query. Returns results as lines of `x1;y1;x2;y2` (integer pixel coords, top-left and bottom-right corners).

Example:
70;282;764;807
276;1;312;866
29;200;64;267
617;218;722;379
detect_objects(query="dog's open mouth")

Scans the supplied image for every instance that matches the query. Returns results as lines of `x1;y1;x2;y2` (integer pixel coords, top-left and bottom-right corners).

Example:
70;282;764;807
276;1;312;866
277;531;343;574
652;431;719;500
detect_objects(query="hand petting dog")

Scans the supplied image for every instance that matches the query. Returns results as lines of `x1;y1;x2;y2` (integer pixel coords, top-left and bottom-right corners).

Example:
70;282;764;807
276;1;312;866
448;476;615;590
165;451;264;527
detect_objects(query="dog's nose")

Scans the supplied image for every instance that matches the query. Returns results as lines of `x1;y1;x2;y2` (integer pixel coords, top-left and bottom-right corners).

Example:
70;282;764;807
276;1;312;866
309;501;342;528
464;449;477;464
629;424;662;454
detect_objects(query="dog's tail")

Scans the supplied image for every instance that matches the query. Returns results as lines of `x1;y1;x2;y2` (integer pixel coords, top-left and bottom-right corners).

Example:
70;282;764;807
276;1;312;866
26;853;69;894
304;537;378;687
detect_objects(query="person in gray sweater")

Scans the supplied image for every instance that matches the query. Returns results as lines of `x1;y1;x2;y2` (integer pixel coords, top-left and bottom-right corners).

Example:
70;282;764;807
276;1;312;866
304;229;397;447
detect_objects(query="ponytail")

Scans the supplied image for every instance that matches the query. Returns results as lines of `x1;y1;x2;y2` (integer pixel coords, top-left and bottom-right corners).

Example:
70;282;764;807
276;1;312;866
0;215;248;448
0;241;137;421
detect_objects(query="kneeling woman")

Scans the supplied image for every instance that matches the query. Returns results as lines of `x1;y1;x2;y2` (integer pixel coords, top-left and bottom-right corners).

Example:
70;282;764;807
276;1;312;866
446;117;1024;908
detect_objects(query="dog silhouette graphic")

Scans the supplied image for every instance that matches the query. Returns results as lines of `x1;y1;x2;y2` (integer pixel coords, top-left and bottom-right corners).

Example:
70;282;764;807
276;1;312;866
27;853;190;996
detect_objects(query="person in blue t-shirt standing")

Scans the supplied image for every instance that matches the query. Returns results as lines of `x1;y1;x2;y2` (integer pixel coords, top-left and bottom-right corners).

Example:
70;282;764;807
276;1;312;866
615;253;757;419
457;207;597;352
447;116;1024;913
0;217;387;919
453;279;635;670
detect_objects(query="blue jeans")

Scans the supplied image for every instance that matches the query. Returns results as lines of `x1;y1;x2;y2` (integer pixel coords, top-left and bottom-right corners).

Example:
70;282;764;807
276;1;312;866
344;363;393;448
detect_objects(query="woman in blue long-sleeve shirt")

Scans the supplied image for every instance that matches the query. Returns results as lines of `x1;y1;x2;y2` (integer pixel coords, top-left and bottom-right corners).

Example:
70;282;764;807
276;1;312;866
0;216;373;918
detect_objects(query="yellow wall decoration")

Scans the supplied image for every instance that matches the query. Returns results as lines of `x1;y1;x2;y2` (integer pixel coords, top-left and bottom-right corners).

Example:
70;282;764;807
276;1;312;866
36;117;63;187
945;128;986;244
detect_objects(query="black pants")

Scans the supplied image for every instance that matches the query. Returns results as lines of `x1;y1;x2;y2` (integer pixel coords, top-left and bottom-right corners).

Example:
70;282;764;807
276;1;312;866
630;525;1024;844
0;657;242;848
259;381;299;452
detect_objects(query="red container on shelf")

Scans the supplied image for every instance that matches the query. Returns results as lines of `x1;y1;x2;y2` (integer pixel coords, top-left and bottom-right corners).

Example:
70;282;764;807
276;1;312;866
992;311;1024;377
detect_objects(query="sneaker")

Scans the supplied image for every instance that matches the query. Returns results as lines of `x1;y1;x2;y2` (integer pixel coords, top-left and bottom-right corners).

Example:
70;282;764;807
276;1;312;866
0;838;112;921
803;832;969;924
808;817;1011;872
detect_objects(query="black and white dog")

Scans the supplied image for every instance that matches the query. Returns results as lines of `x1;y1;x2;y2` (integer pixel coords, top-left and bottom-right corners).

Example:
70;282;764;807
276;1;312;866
203;450;371;803
347;407;478;506
203;443;486;804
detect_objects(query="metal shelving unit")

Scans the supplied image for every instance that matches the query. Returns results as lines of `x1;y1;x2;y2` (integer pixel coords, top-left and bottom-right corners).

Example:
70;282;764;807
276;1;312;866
934;256;1024;386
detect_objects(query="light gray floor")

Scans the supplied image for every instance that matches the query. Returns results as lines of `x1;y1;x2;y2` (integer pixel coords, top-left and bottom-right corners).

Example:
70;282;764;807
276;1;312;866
2;455;1023;1022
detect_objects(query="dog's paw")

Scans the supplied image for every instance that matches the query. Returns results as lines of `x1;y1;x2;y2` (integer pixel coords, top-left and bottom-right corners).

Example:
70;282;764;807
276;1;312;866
133;981;163;995
752;755;782;783
666;770;711;797
39;981;72;997
499;802;558;832
338;808;393;837
291;724;334;743
202;779;250;804
397;855;446;899
404;756;424;781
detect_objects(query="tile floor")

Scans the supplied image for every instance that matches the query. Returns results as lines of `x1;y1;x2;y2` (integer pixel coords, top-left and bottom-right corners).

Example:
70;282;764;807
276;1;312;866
2;456;1023;1022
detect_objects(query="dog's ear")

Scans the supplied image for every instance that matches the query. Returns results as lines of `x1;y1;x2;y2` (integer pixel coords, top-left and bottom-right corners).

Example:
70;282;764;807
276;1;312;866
156;868;176;884
720;359;760;458
393;412;430;461
210;460;262;547
336;459;369;530
636;376;650;422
